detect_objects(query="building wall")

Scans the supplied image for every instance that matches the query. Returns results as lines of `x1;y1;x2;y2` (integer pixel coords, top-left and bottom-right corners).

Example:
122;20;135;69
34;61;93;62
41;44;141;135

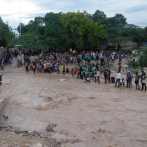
107;41;137;47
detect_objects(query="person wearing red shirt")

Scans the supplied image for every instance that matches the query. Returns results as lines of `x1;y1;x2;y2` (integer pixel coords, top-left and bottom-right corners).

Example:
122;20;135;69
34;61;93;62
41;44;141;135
57;64;60;74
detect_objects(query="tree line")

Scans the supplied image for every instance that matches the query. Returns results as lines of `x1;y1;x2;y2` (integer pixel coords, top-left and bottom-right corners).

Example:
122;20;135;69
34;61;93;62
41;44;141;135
0;17;15;47
1;10;147;50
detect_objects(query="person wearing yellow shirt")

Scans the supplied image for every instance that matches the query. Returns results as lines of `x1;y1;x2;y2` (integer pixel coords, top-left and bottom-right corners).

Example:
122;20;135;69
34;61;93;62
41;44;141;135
85;67;88;79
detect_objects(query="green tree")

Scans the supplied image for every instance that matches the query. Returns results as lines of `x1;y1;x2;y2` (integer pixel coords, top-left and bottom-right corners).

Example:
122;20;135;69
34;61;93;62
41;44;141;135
144;27;147;42
61;11;107;49
92;10;107;25
0;17;15;47
17;23;27;34
106;14;127;50
44;12;69;48
139;49;147;68
7;33;46;50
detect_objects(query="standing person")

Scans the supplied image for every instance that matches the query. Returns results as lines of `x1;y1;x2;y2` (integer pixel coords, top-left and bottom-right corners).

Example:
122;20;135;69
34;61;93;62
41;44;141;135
108;70;111;83
20;59;22;67
97;68;100;84
80;68;83;80
115;71;121;88
107;56;110;65
126;73;129;88
104;69;107;84
85;67;88;80
128;72;133;88
119;55;122;63
57;64;60;74
111;54;114;63
82;66;85;79
94;69;97;83
71;68;74;79
104;56;107;65
0;74;2;93
63;66;65;76
44;62;47;73
118;63;121;72
96;52;99;61
1;61;4;70
141;72;146;92
66;67;69;73
96;62;99;70
135;72;140;90
32;63;36;74
76;70;79;79
88;55;91;63
70;55;73;64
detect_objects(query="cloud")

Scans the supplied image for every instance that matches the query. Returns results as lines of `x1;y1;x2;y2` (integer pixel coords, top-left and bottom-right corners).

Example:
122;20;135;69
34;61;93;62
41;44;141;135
125;5;147;13
0;0;147;31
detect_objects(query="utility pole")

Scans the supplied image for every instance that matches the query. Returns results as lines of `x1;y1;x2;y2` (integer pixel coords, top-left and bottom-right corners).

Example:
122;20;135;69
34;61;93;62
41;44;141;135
20;0;21;35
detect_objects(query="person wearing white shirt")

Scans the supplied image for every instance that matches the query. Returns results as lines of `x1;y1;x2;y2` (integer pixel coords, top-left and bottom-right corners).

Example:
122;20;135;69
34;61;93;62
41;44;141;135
115;71;121;88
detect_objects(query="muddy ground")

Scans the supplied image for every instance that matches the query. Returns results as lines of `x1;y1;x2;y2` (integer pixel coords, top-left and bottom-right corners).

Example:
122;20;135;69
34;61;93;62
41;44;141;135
0;58;147;147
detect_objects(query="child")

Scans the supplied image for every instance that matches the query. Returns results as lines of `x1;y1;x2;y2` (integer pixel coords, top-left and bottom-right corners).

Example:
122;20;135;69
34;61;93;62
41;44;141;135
85;75;91;83
120;78;125;87
66;67;69;73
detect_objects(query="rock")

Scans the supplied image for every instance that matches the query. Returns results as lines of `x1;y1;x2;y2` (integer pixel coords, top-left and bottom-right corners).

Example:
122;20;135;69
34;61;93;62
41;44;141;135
60;79;65;82
33;143;42;147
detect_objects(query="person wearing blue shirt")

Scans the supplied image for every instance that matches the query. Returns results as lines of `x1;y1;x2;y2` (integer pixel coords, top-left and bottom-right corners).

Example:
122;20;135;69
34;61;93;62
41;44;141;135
128;72;133;88
88;56;91;63
54;63;57;72
96;52;99;61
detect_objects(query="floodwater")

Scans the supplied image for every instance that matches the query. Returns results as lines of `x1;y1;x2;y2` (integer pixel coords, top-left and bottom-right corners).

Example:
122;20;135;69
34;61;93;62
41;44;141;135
0;58;147;147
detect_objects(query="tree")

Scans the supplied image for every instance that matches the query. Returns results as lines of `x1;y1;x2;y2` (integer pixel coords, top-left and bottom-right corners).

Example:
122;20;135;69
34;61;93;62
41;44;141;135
44;12;69;48
61;11;107;49
17;23;27;34
92;10;107;25
144;27;147;42
0;17;15;47
7;33;46;50
17;17;45;35
106;14;127;50
139;49;147;68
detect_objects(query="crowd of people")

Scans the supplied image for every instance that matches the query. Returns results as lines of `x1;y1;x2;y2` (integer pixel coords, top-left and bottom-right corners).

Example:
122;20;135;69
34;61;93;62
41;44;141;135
0;48;146;92
22;49;146;92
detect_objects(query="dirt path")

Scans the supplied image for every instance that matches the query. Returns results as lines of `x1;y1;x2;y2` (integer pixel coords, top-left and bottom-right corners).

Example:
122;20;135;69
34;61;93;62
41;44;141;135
0;64;147;147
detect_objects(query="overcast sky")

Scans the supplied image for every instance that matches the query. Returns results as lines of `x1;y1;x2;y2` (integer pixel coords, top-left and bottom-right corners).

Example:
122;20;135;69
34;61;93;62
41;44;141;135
0;0;147;34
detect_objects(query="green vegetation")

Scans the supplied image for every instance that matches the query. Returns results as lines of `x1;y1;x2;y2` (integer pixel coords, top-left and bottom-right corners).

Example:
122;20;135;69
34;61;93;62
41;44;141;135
0;10;147;50
0;17;15;47
139;49;147;68
128;61;140;69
